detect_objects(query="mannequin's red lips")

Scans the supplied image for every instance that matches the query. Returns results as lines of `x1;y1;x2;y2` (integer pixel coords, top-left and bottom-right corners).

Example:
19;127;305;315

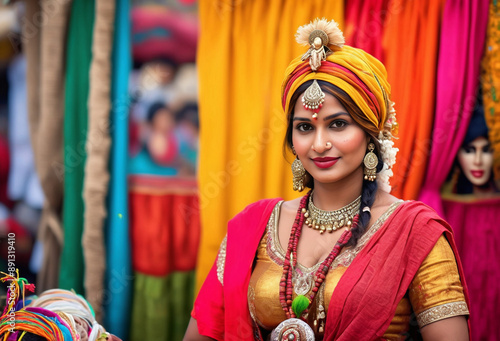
470;170;484;178
312;157;340;169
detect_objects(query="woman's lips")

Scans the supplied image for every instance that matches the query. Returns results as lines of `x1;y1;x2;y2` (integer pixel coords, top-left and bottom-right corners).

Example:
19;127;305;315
312;157;340;169
470;170;484;178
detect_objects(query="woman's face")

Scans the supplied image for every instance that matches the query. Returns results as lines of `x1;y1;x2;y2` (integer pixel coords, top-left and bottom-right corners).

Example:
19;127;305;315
152;108;175;133
457;136;493;187
292;92;369;185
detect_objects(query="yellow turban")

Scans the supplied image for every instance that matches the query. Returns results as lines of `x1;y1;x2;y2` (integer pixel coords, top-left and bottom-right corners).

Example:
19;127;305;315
281;45;392;133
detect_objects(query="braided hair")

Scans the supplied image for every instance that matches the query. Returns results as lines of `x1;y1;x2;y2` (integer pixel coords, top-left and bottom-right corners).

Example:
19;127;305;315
346;149;383;247
284;80;384;247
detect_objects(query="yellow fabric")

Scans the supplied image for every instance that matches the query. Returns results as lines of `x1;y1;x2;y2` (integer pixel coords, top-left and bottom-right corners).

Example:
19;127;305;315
281;45;391;132
248;203;467;339
196;0;344;291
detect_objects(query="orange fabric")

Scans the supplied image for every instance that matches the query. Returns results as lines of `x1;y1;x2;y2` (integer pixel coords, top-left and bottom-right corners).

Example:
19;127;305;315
129;176;200;276
381;0;446;199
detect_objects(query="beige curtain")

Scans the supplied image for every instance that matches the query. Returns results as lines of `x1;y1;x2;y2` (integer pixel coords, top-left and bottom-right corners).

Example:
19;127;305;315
23;0;72;292
82;0;115;322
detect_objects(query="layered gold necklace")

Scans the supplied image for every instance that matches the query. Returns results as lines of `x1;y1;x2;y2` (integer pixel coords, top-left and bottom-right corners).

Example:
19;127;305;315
304;194;361;233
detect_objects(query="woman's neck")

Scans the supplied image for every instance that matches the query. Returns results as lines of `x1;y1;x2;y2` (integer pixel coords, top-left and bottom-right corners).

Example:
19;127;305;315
311;166;364;211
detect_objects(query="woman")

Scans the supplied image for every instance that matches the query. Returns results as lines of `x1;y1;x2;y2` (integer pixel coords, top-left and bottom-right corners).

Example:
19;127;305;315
185;19;470;341
145;101;179;166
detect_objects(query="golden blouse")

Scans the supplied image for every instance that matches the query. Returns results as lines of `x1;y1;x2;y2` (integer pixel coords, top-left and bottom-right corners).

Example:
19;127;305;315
247;201;469;340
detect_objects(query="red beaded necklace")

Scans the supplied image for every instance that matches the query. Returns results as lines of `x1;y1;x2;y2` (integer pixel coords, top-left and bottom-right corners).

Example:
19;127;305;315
279;190;359;320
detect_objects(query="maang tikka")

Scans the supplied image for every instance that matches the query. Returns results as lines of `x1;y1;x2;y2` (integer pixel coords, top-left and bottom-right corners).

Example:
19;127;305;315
302;80;325;120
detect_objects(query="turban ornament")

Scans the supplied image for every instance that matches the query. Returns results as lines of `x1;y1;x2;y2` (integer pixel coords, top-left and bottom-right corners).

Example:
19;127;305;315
296;19;344;119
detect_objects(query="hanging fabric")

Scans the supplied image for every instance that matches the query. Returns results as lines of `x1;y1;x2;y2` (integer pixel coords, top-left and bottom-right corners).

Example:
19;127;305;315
481;0;500;183
60;0;95;295
82;0;116;322
382;0;447;200
23;0;71;292
103;0;133;337
196;0;344;290
419;0;489;215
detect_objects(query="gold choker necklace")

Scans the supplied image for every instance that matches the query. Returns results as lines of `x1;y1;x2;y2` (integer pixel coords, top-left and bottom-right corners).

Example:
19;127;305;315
304;194;361;234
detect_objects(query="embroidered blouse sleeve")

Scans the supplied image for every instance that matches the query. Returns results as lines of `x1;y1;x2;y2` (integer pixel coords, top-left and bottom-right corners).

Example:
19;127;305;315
408;235;469;328
191;235;227;340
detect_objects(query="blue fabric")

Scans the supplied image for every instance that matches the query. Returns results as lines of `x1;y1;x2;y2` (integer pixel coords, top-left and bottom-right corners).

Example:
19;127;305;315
103;0;132;338
132;27;172;44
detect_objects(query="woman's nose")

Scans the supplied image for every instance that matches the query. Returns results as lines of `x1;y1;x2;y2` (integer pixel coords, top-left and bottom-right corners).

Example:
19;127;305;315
474;149;483;165
311;130;332;153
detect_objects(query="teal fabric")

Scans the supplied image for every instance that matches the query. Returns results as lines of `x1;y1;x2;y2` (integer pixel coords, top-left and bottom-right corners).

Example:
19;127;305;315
128;148;178;176
130;271;195;341
60;0;95;294
103;0;132;338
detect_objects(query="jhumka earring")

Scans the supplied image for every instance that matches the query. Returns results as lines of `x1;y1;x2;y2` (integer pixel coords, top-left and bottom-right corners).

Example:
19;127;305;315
292;158;307;191
363;143;378;181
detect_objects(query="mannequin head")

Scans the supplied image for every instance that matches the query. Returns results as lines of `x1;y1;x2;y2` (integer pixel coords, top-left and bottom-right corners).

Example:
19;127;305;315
454;99;497;194
457;136;493;187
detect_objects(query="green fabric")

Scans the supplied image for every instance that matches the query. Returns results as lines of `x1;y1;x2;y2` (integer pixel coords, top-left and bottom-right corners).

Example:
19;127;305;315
60;0;95;294
130;271;195;340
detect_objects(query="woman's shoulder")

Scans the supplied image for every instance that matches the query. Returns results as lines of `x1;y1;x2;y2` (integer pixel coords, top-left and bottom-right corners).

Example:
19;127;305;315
374;190;442;216
373;190;400;210
230;197;283;223
226;197;283;242
367;190;401;225
280;196;302;214
370;191;449;231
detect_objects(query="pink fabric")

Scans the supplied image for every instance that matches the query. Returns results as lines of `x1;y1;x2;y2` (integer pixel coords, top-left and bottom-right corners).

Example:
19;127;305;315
443;197;500;341
193;200;470;340
419;0;489;215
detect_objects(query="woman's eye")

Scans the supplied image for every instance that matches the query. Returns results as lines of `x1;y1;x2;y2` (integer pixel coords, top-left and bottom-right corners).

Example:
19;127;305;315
330;120;347;129
296;123;313;132
483;146;493;153
463;146;474;153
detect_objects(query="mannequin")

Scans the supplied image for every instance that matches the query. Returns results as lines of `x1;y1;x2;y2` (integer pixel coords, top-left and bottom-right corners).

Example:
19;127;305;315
452;102;498;195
